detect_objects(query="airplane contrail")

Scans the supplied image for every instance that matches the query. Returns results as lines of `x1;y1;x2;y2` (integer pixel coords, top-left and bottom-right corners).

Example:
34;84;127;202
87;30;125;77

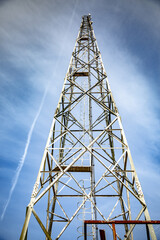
1;0;78;220
1;86;48;220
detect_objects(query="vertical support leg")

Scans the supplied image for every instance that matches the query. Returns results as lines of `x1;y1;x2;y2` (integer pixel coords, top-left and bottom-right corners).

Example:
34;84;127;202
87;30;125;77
84;222;87;240
112;223;117;240
20;205;33;240
144;209;157;240
146;224;151;240
99;229;106;240
24;207;28;240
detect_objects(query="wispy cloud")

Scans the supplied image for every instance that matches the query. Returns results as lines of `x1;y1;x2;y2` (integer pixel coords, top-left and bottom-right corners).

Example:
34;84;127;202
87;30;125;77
1;84;48;220
100;36;160;142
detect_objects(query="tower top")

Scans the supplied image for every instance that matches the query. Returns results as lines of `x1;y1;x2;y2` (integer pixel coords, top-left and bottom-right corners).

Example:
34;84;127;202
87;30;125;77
82;14;92;19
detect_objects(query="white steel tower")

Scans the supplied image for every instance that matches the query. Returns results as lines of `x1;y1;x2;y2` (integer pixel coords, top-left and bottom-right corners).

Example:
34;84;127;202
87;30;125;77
20;14;156;240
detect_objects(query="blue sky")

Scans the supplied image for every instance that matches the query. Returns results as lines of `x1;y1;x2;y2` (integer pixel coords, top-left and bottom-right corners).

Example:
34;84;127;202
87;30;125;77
0;0;160;239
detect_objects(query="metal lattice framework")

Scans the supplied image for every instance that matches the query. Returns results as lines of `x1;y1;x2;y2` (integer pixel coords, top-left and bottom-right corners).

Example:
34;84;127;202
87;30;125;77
20;15;157;240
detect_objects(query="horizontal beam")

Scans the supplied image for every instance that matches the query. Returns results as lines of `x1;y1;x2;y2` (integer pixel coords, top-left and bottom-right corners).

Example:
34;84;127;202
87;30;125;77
79;37;89;40
56;195;120;197
84;220;160;224
52;166;92;172
52;129;121;132
73;72;89;76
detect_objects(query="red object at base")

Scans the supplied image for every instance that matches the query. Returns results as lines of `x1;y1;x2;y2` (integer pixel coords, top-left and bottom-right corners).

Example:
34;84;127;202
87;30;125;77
99;229;106;240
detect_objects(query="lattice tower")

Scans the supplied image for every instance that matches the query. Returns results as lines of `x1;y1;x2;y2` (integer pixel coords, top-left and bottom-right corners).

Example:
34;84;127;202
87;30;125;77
20;14;157;240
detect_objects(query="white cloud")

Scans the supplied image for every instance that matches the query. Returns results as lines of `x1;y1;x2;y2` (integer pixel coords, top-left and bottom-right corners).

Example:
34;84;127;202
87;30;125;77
100;36;160;142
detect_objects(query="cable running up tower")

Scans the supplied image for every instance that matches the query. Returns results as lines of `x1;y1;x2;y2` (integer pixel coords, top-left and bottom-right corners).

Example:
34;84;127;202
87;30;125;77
20;14;157;240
